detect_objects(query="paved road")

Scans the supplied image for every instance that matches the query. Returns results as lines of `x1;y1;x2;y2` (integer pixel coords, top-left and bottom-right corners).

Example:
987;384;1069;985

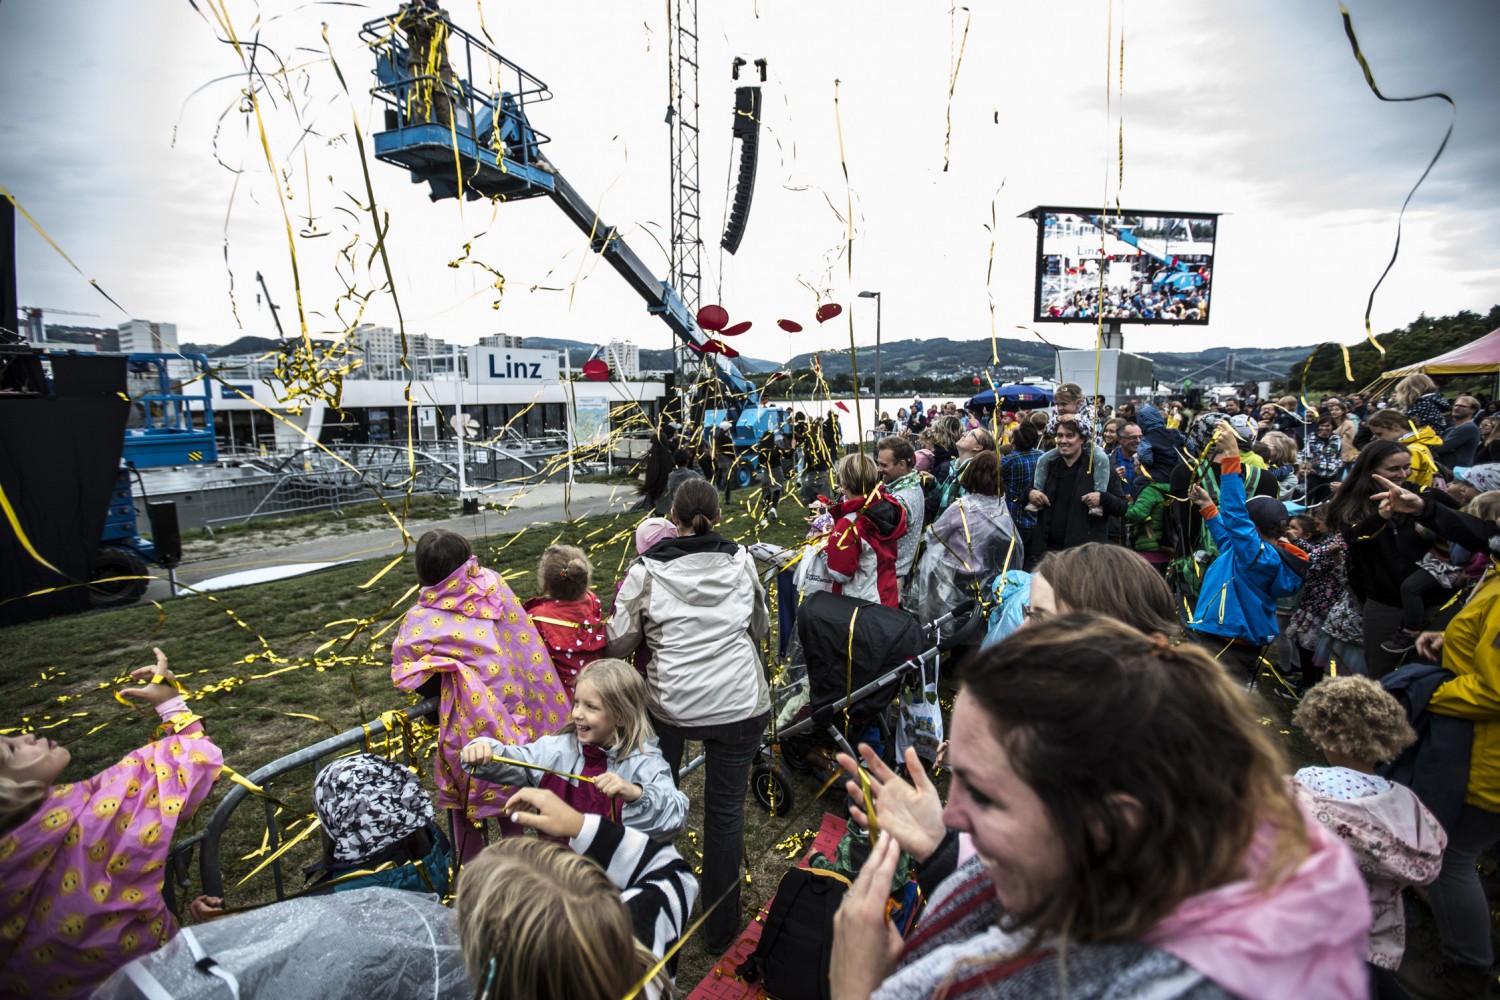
143;483;637;602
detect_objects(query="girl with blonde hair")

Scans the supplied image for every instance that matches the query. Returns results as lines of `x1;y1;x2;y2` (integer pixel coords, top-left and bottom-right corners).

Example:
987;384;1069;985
462;658;688;842
1394;372;1451;436
457;788;696;1000
1292;677;1445;981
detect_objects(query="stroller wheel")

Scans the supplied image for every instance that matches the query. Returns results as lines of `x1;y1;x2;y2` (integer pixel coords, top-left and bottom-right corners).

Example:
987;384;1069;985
751;762;796;815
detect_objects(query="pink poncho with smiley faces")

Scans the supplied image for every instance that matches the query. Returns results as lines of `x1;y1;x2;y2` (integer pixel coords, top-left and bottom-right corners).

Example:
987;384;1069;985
0;719;222;999
391;556;569;822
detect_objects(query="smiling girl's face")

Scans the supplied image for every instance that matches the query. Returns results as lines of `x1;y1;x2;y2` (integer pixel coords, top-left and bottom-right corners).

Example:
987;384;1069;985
569;679;618;748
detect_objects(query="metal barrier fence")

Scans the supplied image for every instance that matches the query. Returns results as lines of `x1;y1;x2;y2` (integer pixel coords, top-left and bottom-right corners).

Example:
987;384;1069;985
163;698;439;914
141;442;572;530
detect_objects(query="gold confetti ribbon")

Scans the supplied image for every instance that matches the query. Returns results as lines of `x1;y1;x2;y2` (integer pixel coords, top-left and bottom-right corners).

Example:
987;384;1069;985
1338;4;1456;364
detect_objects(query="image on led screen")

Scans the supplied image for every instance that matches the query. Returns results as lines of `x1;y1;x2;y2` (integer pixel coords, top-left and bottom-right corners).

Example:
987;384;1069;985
1032;209;1218;325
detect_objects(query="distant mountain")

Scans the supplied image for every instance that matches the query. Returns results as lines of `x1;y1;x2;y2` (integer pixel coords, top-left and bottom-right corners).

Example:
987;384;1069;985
180;336;286;357
786;336;1318;385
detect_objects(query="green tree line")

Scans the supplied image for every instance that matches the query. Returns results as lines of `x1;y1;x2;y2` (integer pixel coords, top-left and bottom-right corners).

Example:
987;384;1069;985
1282;306;1500;395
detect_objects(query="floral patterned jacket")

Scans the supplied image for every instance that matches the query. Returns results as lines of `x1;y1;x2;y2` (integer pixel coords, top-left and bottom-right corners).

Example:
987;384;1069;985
392;557;569;820
1293;770;1446;970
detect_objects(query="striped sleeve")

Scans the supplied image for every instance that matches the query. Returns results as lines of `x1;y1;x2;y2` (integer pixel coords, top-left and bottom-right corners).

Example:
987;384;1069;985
572;814;699;959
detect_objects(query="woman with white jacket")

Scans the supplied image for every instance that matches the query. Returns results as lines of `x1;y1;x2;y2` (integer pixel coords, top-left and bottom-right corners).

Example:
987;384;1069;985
607;478;769;953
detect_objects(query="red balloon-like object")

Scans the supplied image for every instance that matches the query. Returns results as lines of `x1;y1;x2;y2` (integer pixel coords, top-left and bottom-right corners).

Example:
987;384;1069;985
777;319;803;333
582;359;610;381
815;303;842;324
697;304;729;331
720;321;752;337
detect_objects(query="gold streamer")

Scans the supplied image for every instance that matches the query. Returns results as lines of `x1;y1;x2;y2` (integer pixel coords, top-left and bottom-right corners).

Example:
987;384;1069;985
1338;4;1455;363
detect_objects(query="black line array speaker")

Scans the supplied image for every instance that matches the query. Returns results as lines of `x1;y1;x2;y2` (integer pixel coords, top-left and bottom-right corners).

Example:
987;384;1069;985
721;86;763;255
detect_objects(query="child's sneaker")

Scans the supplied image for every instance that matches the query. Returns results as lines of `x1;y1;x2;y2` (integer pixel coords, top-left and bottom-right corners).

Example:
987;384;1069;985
1381;629;1420;654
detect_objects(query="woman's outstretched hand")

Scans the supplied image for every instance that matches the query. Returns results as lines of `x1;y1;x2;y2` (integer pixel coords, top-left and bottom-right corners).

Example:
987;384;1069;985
1371;474;1423;517
831;831;905;1000
835;744;946;863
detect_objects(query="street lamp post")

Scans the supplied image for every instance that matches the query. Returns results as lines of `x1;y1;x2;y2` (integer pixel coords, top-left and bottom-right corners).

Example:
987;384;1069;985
858;290;882;433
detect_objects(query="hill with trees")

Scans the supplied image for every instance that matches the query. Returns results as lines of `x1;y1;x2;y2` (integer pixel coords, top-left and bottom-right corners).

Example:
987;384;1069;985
1283;306;1500;396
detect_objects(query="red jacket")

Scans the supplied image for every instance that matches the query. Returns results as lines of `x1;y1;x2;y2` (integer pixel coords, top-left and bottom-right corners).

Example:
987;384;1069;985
523;593;607;698
825;490;908;607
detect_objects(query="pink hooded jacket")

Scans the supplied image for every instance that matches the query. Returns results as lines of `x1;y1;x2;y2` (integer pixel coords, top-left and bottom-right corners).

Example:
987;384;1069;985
391;557;569;821
1293;771;1446;969
1143;802;1373;999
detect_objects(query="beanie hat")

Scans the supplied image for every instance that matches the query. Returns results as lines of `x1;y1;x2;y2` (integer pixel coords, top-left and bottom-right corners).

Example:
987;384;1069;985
1458;464;1500;494
635;516;678;555
1246;494;1290;535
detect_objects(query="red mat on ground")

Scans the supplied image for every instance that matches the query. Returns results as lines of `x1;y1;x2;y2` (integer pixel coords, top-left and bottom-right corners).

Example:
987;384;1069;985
686;812;848;999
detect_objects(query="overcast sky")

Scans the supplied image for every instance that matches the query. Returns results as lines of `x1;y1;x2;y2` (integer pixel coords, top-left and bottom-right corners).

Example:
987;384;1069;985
2;0;1496;366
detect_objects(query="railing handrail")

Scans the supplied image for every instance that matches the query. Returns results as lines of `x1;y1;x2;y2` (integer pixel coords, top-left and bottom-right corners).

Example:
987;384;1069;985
166;697;439;909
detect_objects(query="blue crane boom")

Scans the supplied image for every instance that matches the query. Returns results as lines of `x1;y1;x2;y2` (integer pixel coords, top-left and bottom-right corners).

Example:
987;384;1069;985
360;11;763;407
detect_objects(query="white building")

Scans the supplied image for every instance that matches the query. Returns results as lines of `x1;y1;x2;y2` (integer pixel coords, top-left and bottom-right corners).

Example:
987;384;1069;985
604;340;640;379
478;333;525;348
118;319;178;353
350;324;448;379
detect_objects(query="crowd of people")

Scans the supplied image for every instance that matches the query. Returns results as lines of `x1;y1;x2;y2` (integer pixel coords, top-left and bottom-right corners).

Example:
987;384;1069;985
4;371;1500;999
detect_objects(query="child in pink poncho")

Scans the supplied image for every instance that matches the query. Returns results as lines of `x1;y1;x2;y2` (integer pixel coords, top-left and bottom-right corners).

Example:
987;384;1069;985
0;648;223;1000
391;529;569;862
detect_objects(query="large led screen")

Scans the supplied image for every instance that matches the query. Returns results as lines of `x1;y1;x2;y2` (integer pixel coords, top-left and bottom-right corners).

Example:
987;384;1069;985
1030;208;1218;325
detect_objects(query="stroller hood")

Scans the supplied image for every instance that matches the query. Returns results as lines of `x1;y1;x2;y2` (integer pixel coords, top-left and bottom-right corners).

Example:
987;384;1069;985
797;590;925;718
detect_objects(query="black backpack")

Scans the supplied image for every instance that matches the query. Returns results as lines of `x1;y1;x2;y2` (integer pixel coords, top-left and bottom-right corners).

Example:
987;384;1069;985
735;867;850;1000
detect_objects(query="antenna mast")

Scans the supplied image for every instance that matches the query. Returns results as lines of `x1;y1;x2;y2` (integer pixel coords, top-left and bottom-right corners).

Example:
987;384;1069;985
668;0;701;374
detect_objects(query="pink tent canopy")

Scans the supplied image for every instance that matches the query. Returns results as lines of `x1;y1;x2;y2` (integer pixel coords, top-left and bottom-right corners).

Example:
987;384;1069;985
1383;327;1500;377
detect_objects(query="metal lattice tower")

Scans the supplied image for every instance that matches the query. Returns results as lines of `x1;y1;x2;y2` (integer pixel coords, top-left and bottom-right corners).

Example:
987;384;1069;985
668;0;701;372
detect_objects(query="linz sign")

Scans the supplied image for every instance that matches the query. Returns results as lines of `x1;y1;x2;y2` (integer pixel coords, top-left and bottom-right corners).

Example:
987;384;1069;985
468;346;560;385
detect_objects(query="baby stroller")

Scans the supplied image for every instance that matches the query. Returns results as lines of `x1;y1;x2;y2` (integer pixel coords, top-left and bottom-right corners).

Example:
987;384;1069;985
746;589;972;813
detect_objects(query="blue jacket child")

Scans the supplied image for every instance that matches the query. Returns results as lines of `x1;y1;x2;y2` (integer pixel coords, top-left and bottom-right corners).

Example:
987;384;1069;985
1190;451;1307;645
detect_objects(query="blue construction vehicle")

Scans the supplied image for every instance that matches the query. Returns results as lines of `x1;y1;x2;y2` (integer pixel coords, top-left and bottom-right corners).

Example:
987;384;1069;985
92;353;218;607
360;11;787;486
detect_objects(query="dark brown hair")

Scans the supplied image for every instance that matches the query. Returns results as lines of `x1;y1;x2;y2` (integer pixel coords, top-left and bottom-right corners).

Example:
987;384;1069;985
415;528;472;586
961;615;1307;943
1325;439;1409;528
877;435;916;470
960;450;1000;497
1010;419;1041;451
671;477;720;536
